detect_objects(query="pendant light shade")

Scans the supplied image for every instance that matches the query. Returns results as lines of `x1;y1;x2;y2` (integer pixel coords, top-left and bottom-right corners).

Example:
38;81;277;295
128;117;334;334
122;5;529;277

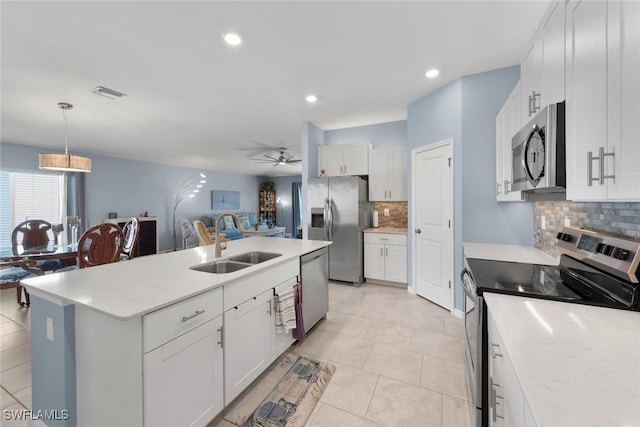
39;102;91;173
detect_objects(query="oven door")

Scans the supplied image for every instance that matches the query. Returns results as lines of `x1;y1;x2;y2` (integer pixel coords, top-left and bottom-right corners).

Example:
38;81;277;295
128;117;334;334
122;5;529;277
462;268;483;426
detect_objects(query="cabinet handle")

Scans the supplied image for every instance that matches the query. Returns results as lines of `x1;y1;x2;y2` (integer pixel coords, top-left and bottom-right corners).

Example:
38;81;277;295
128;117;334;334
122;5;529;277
267;299;272;315
531;90;540;115
384;190;387;198
504;179;510;195
389;190;392;198
489;342;503;358
385;248;388;256
182;309;205;322
587;148;614;186
496;182;502;196
380;248;383;256
528;94;533;116
489;377;504;422
380;237;389;241
217;326;223;348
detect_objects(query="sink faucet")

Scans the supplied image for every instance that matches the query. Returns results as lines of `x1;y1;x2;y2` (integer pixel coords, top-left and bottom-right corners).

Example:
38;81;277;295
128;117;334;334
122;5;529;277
214;212;244;258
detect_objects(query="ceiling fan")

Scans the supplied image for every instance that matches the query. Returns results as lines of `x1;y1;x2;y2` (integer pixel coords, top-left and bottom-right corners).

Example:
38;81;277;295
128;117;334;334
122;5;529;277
251;148;302;167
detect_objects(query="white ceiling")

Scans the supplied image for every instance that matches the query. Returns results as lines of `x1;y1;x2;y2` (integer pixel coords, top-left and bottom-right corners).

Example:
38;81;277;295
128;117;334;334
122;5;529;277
1;1;549;177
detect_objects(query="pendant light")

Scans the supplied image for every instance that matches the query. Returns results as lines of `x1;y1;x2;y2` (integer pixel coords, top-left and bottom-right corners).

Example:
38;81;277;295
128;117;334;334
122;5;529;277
39;102;92;173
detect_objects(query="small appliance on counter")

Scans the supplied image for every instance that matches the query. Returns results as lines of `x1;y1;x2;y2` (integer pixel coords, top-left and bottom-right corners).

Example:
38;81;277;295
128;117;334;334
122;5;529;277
461;226;640;427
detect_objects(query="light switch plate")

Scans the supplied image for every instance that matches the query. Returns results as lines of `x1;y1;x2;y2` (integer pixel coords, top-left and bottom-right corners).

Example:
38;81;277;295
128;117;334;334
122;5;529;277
383;208;390;216
564;218;571;227
46;317;54;342
541;215;546;230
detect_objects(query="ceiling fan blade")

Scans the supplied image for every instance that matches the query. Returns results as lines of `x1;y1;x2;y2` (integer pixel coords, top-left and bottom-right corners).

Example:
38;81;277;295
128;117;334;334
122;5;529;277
263;154;280;161
286;160;302;164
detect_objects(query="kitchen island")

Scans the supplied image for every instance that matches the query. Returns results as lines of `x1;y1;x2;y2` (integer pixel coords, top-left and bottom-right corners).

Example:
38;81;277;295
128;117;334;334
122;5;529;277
22;237;331;427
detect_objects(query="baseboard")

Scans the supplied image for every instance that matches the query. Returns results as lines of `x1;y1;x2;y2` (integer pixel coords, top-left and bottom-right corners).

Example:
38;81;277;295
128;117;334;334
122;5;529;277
452;308;463;319
364;278;408;289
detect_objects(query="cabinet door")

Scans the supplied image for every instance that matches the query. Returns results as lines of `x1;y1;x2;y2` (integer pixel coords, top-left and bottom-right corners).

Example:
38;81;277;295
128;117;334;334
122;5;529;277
521;30;543;122
384;244;407;283
318;145;344;177
364;243;385;280
607;0;640;200
368;149;388;201
224;290;272;405
497;82;523;202
342;143;369;175
565;0;608;200
541;1;566;105
143;316;223;427
387;147;407;201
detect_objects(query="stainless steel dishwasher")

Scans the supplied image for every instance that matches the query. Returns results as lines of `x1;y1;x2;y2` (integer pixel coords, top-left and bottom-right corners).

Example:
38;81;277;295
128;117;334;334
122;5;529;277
300;247;329;333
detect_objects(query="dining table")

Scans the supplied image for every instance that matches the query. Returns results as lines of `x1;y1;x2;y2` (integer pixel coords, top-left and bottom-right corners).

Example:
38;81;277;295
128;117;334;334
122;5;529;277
0;243;78;269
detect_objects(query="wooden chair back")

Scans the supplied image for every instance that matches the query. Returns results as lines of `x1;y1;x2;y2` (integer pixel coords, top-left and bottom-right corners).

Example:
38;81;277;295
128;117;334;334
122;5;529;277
11;220;52;248
77;223;124;269
193;220;213;246
121;218;140;260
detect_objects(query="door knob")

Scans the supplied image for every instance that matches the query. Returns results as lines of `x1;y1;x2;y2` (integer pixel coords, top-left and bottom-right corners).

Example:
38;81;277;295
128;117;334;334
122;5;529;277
415;228;422;234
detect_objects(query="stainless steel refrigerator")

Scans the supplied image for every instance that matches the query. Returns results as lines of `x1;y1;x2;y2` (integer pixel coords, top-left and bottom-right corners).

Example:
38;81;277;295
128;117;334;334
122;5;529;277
307;176;371;285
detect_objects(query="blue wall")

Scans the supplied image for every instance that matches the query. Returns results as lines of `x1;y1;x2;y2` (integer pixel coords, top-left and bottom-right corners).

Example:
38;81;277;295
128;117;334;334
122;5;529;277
300;122;325;238
30;296;76;427
325;120;407;148
0;142;261;251
407;66;533;311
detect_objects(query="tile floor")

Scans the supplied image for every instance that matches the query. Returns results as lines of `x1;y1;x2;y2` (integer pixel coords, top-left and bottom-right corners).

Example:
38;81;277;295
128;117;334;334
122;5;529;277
0;283;472;427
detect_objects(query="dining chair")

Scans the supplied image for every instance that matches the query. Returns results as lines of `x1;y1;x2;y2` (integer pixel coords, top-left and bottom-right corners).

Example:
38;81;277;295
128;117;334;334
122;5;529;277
120;218;140;260
192;220;213;246
77;223;125;268
0;259;43;306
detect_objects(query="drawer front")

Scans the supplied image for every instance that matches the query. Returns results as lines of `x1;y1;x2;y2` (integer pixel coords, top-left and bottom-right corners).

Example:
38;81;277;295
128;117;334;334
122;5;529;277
364;233;407;246
224;258;299;310
143;287;223;353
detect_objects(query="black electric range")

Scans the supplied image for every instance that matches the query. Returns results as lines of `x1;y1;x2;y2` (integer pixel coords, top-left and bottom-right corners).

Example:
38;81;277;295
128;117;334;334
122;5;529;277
465;227;640;311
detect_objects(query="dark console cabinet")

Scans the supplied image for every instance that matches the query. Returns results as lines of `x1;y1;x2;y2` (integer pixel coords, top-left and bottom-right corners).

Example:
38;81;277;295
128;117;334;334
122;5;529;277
105;217;158;257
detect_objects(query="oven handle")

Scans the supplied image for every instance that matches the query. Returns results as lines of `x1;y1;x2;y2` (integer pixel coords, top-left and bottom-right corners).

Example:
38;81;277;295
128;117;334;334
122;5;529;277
461;269;477;301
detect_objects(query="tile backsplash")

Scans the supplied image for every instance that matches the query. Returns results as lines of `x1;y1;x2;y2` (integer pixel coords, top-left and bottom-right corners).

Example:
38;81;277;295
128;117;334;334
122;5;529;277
373;201;408;228
534;201;640;256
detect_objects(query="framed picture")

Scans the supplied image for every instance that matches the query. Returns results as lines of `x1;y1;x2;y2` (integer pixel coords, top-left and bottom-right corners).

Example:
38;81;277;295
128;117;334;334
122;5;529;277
108;212;118;219
212;190;240;210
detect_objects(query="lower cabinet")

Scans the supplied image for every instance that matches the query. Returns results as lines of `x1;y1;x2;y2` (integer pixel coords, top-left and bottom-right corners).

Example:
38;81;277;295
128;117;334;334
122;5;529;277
143;316;224;427
487;309;537;427
223;289;273;405
364;232;407;284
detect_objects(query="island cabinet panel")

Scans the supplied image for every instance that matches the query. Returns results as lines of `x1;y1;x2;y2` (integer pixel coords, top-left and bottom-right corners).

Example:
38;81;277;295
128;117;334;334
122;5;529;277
143;316;224;427
224;289;273;405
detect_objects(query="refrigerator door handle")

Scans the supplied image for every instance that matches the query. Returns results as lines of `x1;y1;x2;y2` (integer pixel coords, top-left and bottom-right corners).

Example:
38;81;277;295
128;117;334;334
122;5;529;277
328;198;335;240
323;198;330;240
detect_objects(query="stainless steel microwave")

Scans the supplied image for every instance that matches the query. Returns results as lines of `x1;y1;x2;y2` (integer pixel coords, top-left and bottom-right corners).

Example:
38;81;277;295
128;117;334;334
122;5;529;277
511;101;565;193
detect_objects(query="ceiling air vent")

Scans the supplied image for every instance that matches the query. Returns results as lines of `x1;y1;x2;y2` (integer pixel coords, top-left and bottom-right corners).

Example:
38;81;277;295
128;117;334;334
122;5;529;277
91;86;127;100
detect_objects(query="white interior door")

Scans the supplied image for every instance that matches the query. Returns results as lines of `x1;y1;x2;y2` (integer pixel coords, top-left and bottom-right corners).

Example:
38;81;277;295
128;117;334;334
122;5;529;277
413;141;453;310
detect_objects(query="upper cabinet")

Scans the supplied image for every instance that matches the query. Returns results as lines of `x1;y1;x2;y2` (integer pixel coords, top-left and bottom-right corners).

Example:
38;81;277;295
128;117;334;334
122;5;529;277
318;142;370;177
496;81;524;202
521;1;566;122
369;147;407;201
566;0;640;201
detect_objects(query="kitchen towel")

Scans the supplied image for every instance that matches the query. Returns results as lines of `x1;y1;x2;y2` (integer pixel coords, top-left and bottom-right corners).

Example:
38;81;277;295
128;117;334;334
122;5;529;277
372;211;379;228
275;287;296;333
292;283;306;341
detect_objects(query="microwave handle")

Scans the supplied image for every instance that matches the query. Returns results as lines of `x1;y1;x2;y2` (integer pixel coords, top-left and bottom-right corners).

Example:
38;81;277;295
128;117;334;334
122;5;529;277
461;269;477;301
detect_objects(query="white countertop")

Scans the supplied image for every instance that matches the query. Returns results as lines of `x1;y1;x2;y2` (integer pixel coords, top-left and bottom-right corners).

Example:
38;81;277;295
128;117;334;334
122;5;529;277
484;293;640;426
364;227;408;234
462;242;559;265
22;237;330;320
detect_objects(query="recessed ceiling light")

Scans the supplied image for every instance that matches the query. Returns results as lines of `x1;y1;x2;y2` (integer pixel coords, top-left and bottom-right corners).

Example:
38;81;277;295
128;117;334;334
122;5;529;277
223;33;242;46
91;86;126;100
425;69;440;78
306;95;318;103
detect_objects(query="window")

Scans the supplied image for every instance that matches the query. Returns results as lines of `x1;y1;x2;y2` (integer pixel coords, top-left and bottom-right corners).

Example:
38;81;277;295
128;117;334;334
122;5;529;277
0;170;64;248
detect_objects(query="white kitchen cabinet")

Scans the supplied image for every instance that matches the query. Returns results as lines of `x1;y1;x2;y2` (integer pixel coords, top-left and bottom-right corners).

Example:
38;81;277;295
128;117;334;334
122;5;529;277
496;81;524;202
364;233;407;284
566;0;640;201
143;316;224;427
318;142;370;177
488;308;537;427
223;289;272;405
521;1;566;122
369;147;407;201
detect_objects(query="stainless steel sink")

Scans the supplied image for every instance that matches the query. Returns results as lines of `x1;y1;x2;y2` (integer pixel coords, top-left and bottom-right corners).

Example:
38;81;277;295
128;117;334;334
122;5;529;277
190;260;252;274
229;252;282;264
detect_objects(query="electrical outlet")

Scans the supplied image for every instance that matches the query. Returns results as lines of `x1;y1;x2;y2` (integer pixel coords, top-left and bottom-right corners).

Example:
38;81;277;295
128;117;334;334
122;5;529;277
564;218;571;227
46;317;54;342
541;215;546;230
383;208;390;217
